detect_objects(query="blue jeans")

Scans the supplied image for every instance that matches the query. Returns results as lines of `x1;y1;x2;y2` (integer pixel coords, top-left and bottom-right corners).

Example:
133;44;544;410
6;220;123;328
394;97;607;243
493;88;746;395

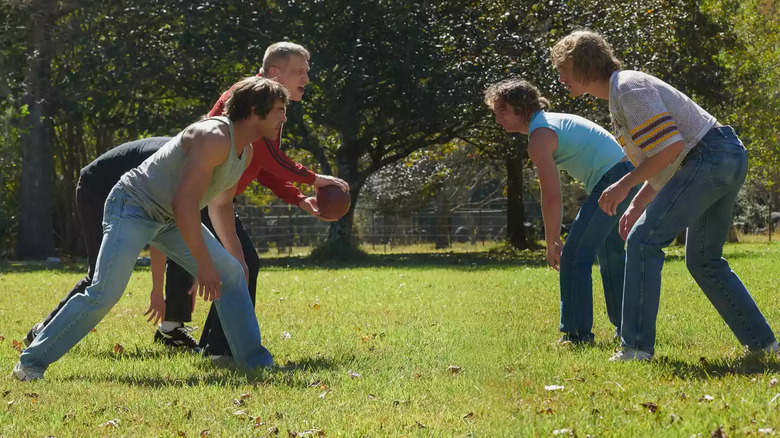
560;161;639;340
621;126;775;354
20;184;273;373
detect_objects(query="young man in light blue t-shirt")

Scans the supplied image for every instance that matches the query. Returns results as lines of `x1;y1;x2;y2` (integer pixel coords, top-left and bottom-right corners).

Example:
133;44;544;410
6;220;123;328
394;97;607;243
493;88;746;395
485;78;639;345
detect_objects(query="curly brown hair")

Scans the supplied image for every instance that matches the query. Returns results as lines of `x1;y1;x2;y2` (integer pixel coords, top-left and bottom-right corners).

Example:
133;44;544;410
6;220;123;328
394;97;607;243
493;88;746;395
224;77;289;121
551;30;622;83
484;78;550;120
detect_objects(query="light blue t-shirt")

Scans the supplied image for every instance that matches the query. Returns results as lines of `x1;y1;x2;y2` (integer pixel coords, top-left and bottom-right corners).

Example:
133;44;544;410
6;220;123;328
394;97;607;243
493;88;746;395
528;111;626;193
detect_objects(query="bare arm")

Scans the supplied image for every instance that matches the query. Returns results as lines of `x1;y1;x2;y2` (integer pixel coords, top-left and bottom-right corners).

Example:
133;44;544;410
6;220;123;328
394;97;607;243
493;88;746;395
144;245;167;324
207;182;247;280
598;141;683;216
172;123;232;301
528;128;563;271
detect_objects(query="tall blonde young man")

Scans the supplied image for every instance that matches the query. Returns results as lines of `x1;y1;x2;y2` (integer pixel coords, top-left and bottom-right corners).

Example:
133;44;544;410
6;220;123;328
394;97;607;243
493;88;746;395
551;30;776;361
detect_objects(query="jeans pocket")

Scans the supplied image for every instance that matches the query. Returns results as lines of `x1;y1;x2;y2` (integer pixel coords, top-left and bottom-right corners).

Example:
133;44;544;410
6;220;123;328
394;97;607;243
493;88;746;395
708;148;747;187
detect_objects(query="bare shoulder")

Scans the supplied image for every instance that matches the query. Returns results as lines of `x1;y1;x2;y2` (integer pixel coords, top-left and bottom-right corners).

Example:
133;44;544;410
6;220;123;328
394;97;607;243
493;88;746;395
528;127;558;157
182;119;231;161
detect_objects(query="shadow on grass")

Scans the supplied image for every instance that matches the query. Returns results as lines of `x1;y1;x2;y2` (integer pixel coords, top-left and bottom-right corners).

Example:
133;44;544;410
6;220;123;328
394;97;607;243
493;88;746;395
60;354;345;388
653;354;780;379
0;250;548;273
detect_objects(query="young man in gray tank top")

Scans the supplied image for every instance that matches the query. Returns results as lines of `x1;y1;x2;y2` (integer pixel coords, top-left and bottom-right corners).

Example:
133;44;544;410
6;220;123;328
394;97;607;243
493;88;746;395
13;76;288;380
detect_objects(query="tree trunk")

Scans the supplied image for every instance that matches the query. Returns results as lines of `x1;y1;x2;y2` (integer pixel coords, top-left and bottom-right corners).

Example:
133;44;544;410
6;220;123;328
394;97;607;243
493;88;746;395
327;137;362;249
505;153;529;250
17;9;55;259
434;191;451;249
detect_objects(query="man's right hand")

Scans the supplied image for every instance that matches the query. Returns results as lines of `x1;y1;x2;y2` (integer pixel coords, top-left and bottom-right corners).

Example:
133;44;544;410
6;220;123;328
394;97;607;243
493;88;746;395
298;196;339;222
546;237;563;272
313;174;349;191
188;259;222;301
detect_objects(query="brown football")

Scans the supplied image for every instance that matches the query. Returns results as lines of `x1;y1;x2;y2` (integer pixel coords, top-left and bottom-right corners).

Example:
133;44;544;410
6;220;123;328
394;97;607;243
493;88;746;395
316;185;351;219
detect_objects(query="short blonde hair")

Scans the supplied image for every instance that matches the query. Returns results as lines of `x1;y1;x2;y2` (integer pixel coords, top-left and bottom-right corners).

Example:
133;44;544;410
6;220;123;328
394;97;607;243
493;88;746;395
551;30;622;83
259;42;310;75
224;77;289;121
484;78;550;121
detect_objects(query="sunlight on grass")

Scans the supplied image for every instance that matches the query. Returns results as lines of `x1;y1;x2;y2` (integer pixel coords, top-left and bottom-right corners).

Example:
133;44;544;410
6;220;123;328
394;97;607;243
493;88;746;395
0;242;779;436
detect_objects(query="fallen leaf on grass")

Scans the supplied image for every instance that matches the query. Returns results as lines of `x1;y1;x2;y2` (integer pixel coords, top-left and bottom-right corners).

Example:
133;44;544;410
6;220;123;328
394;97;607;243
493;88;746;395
113;343;124;354
348;370;362;379
63;412;76;421
360;334;373;342
415;421;426;429
99;419;120;428
0;336;5;342
463;412;474;421
552;428;572;436
281;331;292;340
300;429;326;437
700;394;715;403
234;410;248;417
11;340;23;352
267;426;279;435
545;385;565;391
758;428;775;435
240;393;251;400
90;328;97;333
539;408;554;414
200;430;210;437
23;392;38;398
670;414;681;424
310;303;320;310
253;417;265;428
770;378;778;388
289;430;297;437
393;400;408;406
640;402;658;413
318;392;327;399
7;400;14;408
2;390;9;397
447;365;461;375
233;398;245;406
177;431;186;437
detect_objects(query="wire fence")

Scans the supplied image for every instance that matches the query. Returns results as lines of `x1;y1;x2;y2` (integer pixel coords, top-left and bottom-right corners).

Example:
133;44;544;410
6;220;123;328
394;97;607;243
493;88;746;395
235;200;543;254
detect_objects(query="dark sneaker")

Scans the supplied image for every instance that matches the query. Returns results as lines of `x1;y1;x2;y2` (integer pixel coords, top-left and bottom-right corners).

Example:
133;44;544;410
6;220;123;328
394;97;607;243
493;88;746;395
154;325;200;351
557;332;595;346
23;322;44;347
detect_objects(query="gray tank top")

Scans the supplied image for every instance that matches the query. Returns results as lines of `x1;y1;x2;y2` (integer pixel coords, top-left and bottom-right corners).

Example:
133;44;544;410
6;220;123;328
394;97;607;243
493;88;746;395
120;116;247;221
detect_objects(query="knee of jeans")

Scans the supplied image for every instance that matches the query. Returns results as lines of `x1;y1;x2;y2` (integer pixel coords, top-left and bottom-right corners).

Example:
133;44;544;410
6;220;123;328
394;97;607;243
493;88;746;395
218;257;246;287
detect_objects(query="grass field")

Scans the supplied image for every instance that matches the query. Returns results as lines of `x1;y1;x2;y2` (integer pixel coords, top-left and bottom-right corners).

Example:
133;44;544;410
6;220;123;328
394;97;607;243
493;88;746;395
1;242;780;436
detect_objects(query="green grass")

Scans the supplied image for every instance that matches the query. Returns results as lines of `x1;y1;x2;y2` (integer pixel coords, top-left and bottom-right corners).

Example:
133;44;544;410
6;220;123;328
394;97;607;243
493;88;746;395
1;242;780;436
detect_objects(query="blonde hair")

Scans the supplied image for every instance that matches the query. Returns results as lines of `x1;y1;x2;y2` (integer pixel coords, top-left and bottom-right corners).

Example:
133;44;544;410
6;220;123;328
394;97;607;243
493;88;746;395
259;42;310;75
551;30;622;83
484;78;550;120
224;77;289;121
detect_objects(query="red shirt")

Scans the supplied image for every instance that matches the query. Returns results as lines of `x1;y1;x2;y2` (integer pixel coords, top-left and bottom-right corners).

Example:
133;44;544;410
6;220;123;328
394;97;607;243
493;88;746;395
208;83;317;205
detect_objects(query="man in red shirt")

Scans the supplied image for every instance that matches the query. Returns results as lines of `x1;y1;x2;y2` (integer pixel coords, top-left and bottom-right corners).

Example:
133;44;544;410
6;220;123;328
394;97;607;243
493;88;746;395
154;42;348;357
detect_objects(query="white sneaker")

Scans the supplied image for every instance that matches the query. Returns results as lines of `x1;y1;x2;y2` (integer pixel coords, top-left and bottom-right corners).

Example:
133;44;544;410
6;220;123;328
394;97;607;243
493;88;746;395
746;340;779;357
610;348;653;362
12;362;44;381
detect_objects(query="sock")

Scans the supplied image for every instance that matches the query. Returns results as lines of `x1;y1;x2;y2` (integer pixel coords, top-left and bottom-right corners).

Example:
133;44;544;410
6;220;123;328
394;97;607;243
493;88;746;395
160;321;183;332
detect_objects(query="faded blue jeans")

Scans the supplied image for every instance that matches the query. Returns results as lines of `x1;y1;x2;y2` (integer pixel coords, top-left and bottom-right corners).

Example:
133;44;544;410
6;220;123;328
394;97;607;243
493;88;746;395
621;126;775;354
560;161;639;341
20;184;274;374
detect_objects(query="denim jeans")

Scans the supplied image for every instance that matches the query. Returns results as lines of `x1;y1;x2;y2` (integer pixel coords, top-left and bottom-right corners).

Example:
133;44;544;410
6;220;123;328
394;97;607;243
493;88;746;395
621;126;775;354
20;184;273;373
560;161;639;340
